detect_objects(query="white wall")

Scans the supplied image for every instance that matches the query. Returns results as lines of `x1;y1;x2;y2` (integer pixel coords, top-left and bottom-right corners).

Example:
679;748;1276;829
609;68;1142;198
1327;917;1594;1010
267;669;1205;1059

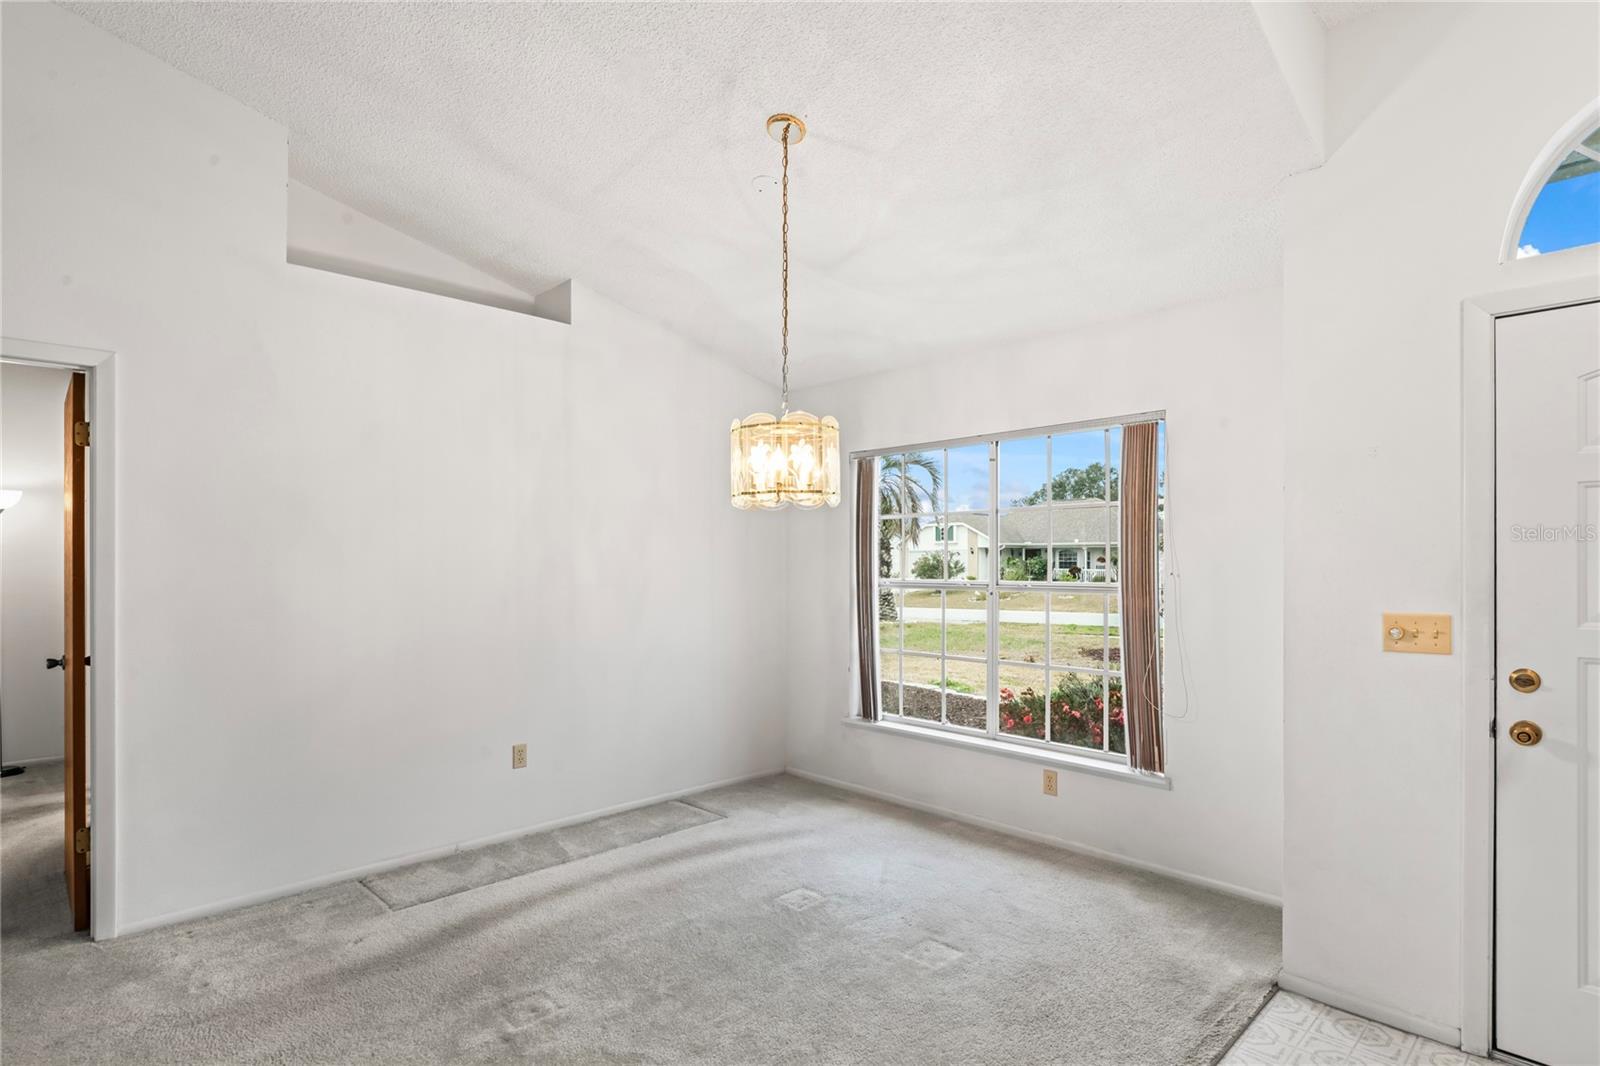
1281;0;1600;1039
0;364;73;763
1;3;787;933
785;286;1286;902
286;180;564;320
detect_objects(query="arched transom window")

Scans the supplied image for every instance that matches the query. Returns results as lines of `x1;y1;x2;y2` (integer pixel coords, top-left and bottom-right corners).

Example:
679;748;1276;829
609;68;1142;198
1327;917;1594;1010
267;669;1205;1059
1508;108;1600;260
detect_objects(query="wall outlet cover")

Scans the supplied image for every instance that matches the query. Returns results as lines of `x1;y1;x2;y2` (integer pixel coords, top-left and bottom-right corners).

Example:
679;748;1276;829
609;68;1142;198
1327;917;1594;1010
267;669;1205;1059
1042;769;1059;797
511;743;528;769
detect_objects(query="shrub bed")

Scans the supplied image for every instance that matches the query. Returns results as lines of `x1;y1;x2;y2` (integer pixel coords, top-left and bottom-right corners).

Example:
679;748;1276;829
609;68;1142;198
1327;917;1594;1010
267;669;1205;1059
882;681;986;729
881;679;1126;753
1001;675;1125;752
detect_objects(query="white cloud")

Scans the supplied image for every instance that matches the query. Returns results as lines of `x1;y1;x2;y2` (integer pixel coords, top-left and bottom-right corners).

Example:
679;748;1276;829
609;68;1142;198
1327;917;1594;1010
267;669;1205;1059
1516;243;1542;258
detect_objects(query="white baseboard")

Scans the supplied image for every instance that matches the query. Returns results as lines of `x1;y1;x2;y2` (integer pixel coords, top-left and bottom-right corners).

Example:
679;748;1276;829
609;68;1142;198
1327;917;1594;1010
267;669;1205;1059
2;755;64;767
784;765;1282;907
1276;972;1460;1047
114;765;783;938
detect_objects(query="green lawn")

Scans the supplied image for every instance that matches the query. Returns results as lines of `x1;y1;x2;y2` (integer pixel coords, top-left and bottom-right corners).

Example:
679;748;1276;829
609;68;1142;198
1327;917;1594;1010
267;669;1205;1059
884;651;989;692
881;620;1118;668
902;589;1111;613
882;633;1115;697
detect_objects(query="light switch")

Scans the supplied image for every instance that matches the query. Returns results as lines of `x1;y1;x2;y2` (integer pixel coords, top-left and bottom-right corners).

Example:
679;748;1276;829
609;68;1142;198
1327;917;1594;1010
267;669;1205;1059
1382;612;1452;655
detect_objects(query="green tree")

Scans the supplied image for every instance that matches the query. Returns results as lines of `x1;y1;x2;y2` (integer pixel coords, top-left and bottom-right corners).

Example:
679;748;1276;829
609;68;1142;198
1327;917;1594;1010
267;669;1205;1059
1001;553;1047;582
878;453;942;578
912;553;964;580
878;453;941;621
1010;462;1117;506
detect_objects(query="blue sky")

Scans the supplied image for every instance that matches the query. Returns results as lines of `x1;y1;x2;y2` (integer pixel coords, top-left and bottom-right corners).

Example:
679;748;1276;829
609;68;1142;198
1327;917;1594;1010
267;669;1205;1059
1519;167;1600;256
997;430;1112;505
898;424;1165;514
946;444;989;511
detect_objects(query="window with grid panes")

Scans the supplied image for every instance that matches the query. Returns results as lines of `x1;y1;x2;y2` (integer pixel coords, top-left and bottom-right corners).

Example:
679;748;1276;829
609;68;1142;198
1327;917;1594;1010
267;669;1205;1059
872;418;1164;758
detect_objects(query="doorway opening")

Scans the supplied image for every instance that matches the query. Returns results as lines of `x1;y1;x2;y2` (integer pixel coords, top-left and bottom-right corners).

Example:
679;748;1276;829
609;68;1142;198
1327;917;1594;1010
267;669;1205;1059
1;344;108;938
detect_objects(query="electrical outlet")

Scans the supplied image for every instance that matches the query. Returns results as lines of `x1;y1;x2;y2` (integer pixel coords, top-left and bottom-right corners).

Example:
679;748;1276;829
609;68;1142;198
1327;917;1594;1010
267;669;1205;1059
511;743;528;769
1042;769;1058;797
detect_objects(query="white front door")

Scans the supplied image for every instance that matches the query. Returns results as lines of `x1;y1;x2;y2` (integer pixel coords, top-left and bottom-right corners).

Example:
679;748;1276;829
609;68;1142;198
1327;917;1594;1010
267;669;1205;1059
1495;299;1600;1066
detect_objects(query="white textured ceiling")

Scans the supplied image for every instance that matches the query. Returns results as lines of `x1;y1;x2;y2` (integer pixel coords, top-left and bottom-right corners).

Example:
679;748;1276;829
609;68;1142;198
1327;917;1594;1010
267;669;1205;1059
1310;2;1391;28
67;2;1320;388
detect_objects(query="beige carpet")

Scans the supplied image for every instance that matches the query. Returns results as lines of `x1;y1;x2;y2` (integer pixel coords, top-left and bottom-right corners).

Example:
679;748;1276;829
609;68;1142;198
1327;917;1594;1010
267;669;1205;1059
362;799;722;909
2;764;1279;1063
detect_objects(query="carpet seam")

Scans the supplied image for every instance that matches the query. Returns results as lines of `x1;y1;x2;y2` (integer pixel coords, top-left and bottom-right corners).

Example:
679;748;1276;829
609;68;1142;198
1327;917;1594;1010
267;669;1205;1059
363;801;727;912
1207;980;1281;1065
671;797;726;819
353;877;395;912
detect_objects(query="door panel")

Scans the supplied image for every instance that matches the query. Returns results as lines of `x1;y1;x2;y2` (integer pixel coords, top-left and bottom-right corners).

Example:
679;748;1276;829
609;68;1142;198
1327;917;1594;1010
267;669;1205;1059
1495;301;1600;1065
63;371;88;932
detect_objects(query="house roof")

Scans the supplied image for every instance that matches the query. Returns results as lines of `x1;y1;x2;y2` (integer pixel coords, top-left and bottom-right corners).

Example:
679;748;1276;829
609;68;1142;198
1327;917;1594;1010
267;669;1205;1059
926;505;1120;547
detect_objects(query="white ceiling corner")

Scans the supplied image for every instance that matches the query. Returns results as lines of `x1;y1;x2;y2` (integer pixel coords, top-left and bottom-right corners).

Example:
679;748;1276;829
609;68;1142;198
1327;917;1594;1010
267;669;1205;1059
65;2;1322;387
1310;2;1391;29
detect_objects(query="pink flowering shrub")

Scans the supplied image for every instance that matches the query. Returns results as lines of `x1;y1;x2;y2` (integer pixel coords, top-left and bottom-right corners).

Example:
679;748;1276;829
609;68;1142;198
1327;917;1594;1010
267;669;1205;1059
999;675;1125;753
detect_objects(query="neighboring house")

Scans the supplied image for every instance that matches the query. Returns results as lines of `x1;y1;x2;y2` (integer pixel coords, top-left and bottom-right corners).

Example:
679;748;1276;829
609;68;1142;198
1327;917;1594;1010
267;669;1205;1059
900;505;1123;582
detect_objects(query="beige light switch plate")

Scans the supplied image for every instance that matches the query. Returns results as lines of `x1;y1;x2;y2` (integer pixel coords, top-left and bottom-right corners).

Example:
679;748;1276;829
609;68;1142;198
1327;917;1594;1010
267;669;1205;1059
1382;612;1452;654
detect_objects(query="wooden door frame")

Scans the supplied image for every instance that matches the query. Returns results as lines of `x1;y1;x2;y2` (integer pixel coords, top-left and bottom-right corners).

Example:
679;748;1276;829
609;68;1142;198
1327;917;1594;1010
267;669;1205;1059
1460;276;1600;1057
1;336;116;941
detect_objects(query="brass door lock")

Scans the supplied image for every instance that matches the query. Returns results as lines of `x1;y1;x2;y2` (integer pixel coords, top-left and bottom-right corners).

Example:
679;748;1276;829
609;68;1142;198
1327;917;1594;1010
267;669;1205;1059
1508;668;1541;693
1508;720;1543;747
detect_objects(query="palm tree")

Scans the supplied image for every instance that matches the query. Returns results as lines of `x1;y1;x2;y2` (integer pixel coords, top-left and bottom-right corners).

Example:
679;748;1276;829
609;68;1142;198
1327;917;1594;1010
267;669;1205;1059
879;452;941;521
878;452;942;596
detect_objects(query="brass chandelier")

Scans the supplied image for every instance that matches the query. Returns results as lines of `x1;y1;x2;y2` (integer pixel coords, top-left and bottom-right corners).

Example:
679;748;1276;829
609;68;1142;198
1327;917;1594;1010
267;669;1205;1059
729;113;840;510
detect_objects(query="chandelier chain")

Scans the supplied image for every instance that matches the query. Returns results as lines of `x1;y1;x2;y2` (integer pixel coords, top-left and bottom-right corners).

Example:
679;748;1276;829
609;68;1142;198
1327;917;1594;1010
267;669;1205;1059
780;120;790;415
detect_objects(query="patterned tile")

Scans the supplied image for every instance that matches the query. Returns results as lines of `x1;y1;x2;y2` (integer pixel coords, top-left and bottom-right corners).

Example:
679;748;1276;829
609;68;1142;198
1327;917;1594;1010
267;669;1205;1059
1221;992;1492;1066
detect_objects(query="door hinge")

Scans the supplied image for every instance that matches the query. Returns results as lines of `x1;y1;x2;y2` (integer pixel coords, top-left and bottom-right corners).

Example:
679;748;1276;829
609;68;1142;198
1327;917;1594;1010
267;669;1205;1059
1489;718;1497;738
74;826;91;855
73;420;91;447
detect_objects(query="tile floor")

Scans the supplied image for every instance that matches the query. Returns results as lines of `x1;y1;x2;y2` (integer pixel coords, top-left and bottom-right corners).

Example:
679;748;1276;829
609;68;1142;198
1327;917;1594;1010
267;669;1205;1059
1224;991;1495;1065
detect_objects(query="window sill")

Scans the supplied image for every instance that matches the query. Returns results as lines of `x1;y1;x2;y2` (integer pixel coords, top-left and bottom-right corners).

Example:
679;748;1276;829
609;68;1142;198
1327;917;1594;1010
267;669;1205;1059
841;717;1171;790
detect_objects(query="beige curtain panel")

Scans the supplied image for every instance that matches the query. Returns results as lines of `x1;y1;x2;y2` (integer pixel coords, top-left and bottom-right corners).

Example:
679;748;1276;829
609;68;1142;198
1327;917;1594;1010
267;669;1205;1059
855;457;880;722
1120;421;1164;774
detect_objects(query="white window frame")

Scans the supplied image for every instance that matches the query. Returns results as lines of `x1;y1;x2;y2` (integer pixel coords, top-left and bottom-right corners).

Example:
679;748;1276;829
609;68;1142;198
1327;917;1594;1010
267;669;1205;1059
859;411;1165;768
1498;99;1600;263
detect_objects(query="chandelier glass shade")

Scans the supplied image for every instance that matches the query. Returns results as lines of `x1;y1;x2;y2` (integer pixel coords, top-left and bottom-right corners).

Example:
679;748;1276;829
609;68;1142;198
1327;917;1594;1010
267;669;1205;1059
730;113;841;511
729;410;841;510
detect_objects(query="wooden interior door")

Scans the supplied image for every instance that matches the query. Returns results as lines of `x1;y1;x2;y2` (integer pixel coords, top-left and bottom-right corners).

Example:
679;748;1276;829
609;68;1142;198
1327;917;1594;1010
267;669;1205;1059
63;371;89;932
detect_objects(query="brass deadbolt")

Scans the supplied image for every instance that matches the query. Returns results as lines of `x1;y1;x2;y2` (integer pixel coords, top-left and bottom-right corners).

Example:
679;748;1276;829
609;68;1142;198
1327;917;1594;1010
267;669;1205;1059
1508;720;1542;747
1508;668;1541;693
